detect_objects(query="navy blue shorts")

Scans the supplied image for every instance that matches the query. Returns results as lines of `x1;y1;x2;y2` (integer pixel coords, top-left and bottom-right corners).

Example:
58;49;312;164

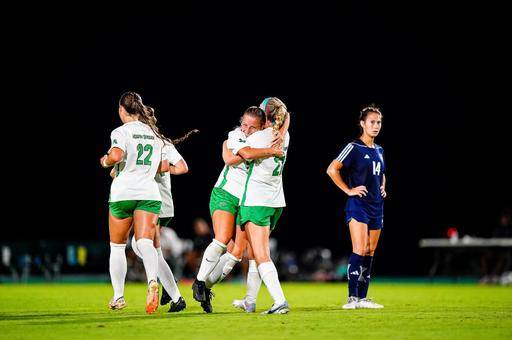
345;197;384;230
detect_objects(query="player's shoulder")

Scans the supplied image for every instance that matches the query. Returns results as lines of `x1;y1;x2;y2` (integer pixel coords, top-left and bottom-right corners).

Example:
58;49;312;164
351;139;366;147
228;127;246;139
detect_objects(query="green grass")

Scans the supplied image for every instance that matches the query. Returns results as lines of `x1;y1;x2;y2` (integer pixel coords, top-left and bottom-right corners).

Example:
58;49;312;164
0;282;511;339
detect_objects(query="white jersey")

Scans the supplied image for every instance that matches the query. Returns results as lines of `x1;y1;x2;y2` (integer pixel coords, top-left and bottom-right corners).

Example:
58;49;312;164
213;128;250;200
109;121;165;202
155;143;184;218
241;128;290;207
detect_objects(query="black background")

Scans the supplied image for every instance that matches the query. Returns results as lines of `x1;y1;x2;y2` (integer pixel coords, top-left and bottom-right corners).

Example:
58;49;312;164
4;3;511;275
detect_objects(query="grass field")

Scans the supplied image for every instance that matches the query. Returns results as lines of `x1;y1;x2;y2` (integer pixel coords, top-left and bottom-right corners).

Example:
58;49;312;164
0;282;511;339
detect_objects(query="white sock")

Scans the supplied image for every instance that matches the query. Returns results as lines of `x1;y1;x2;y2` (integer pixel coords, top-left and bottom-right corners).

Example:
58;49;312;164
136;238;158;284
131;236;141;257
156;247;181;302
245;260;262;304
205;252;229;288
258;261;285;305
109;242;127;300
206;252;240;288
196;239;226;281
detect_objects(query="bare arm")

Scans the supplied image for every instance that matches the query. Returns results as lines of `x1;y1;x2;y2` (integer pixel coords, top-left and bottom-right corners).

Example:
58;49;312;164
380;174;387;198
169;159;188;175
158;159;170;173
326;159;368;197
238;146;283;161
100;147;124;168
223;140;244;166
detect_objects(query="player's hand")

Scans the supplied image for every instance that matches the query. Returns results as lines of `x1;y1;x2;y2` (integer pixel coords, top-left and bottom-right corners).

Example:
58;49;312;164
271;131;283;148
380;186;387;198
272;146;284;157
347;185;368;197
100;155;109;168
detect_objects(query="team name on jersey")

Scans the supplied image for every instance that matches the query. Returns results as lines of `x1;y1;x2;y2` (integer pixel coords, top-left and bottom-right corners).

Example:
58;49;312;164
132;134;155;140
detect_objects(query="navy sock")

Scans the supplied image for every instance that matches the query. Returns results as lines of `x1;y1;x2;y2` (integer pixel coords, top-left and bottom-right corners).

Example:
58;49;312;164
358;256;373;299
347;253;363;298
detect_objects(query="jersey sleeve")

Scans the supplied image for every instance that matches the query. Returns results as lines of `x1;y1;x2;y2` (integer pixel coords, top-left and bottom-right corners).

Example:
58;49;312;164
227;128;248;155
165;143;184;165
335;142;354;167
108;128;126;153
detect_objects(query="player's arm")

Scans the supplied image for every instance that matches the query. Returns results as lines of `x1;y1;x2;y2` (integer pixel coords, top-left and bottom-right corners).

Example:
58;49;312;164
380;174;387;198
223;140;244;166
326;159;368;197
100;147;124;168
169;159;188;175
158;159;170;173
237;146;283;161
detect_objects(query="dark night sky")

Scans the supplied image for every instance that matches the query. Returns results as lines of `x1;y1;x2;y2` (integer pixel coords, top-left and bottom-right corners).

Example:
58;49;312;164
4;4;511;275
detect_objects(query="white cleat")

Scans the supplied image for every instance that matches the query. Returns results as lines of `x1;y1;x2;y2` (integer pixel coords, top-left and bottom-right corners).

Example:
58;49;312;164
109;296;127;310
261;301;289;314
357;298;384;309
232;299;256;313
342;296;359;310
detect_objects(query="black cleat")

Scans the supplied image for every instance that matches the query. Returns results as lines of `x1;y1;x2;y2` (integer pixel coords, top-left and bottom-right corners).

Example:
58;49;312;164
200;288;214;313
168;296;186;312
192;279;206;302
160;286;171;306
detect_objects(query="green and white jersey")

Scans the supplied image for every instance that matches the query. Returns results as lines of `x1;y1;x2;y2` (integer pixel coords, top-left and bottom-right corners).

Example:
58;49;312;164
109;121;165;202
155;142;183;218
241;128;290;207
213;128;249;200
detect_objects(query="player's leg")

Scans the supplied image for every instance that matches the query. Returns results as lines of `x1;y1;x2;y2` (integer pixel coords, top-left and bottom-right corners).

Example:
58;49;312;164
344;217;368;309
108;201;134;310
133;202;160;314
357;228;383;309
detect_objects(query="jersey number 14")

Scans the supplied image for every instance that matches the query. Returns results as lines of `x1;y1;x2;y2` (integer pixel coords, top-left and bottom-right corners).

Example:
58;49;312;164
372;161;381;176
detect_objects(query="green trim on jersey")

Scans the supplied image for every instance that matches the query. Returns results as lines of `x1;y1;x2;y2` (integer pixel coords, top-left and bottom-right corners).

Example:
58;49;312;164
209;187;240;216
218;166;230;189
109;200;162;218
240;161;255;206
239;206;283;231
158;217;172;227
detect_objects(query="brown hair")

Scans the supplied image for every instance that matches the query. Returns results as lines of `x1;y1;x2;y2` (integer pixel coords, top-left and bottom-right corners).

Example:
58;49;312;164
358;103;383;133
119;92;198;144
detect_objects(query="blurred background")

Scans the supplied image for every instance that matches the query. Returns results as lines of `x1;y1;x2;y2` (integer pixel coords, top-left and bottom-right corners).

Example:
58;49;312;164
3;3;511;284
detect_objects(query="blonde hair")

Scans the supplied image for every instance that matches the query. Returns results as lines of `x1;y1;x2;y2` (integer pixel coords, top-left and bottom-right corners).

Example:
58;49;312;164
262;97;289;131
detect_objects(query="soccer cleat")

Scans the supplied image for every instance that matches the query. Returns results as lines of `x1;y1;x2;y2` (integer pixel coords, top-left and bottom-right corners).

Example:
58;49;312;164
342;296;359;310
108;296;126;310
200;287;214;313
261;300;289;314
160;286;171;305
168;296;186;312
357;298;384;309
145;280;159;314
192;279;206;302
232;299;256;313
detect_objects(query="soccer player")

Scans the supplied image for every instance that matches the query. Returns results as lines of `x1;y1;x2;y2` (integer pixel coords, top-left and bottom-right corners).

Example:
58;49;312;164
237;97;291;314
100;91;169;314
326;104;386;309
131;130;198;313
192;106;284;313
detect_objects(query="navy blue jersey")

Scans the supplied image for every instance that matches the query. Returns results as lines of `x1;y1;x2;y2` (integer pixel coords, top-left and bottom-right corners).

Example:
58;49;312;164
336;139;385;203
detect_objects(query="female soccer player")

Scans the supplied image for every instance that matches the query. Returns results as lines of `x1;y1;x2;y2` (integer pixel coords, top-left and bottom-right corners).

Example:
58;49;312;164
326;104;386;309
